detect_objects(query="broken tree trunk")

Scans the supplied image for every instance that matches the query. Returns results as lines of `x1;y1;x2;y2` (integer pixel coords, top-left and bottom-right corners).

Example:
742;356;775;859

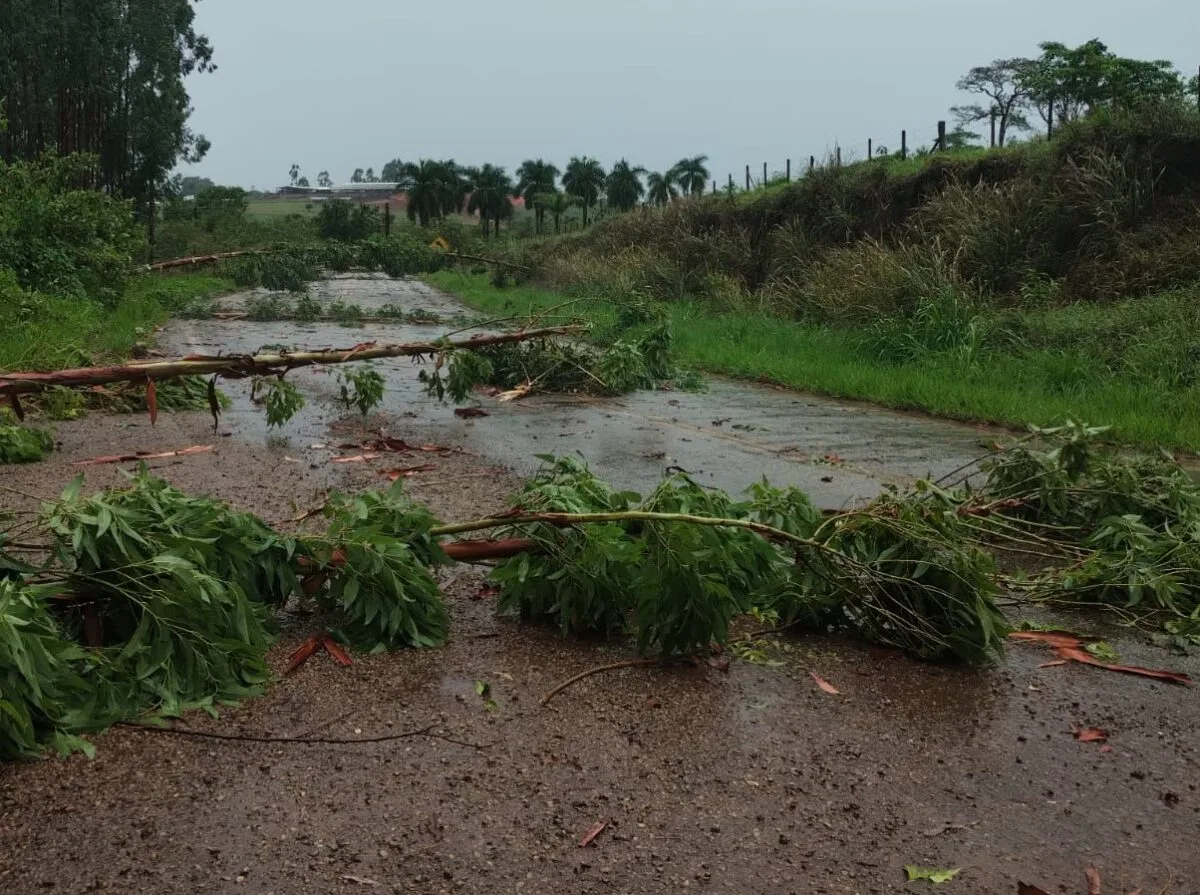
0;327;583;398
145;251;252;272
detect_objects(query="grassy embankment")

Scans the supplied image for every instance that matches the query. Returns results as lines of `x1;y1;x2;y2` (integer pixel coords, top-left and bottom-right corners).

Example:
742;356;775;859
425;273;1200;451
0;273;234;373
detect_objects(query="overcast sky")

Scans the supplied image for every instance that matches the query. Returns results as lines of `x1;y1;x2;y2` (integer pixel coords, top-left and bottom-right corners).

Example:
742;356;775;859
179;0;1198;190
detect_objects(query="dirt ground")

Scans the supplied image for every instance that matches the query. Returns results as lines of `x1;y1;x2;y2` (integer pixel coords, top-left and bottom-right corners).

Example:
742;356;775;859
2;284;1199;894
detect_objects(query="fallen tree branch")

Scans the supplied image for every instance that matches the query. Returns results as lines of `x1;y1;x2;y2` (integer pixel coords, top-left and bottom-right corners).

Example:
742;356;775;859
541;659;662;706
145;251;252;272
446;252;530;272
431;511;824;551
0;326;583;398
118;721;485;749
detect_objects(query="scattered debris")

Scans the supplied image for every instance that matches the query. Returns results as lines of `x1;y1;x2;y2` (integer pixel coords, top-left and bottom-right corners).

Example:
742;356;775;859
286;634;355;675
1074;727;1109;743
331;453;381;464
74;445;214;466
1018;885;1050;895
1010;632;1193;686
809;671;840;695
454;407;489;419
379;464;438;481
474;680;498;711
904;866;960;884
1085;865;1101;895
578;819;609;848
540;659;661;707
498;383;533;402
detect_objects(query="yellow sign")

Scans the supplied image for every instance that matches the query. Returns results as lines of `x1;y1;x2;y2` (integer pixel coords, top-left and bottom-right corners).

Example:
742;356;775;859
429;236;451;251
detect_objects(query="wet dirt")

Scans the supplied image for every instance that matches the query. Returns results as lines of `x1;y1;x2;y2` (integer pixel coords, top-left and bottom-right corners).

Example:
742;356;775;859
1;277;1198;894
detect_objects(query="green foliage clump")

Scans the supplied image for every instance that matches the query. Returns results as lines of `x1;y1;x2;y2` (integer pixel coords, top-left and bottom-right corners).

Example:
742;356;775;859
0;581;102;760
316;200;381;242
313;483;449;650
492;456;641;636
0;155;144;307
0;425;54;464
337;366;386;416
252;377;306;428
789;486;1009;662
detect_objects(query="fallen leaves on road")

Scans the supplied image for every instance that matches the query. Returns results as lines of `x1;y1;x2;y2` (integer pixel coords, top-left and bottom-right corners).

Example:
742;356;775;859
75;444;214;466
1074;727;1109;743
359;436;457;454
498;383;533;402
810;672;840;695
1086;865;1101;895
578;819;608;848
904;866;960;884
379;463;438;481
1009;631;1193;686
286;634;355;675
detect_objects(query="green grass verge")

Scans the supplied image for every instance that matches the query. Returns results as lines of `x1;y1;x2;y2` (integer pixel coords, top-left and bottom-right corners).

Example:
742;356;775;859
425;272;1200;452
0;273;235;373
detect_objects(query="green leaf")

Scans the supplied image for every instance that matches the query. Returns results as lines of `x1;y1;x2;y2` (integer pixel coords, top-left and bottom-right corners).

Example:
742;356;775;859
1084;640;1120;662
474;680;490;698
904;866;960;884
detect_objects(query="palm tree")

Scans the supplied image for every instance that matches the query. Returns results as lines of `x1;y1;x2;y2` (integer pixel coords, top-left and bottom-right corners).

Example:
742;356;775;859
401;160;455;227
467;164;515;238
537;191;577;234
515;159;560;234
605;159;646;213
645;170;679;207
562;157;606;227
670;155;710;197
438;160;473;216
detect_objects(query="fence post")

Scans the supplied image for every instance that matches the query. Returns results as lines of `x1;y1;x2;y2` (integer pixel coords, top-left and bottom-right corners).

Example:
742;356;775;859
745;165;751;191
728;173;734;192
868;138;873;160
786;158;791;181
835;146;842;167
384;202;391;236
937;120;947;152
901;130;907;160
809;155;815;171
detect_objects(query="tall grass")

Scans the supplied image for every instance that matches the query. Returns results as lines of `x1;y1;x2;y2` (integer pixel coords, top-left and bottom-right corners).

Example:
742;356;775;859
0;273;233;372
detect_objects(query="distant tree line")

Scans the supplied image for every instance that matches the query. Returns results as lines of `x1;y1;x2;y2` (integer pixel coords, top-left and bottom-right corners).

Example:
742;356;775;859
952;40;1196;147
0;0;214;219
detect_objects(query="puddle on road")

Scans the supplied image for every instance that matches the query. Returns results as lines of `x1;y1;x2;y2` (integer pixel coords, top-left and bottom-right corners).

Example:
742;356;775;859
163;275;995;508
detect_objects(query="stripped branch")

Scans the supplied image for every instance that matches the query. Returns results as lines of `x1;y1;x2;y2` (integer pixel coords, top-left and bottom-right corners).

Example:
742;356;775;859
0;327;583;398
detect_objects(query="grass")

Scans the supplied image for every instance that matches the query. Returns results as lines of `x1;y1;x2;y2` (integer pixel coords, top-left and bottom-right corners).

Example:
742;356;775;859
0;273;235;372
426;272;1200;452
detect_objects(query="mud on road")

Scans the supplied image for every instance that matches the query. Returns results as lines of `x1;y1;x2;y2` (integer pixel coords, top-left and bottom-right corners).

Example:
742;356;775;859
1;277;1197;894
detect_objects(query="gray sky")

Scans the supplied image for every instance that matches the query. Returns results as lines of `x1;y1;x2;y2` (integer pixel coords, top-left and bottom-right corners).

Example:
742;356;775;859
180;0;1198;190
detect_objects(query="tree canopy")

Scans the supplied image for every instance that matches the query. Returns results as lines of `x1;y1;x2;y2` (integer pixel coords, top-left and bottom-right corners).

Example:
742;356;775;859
0;0;214;211
562;157;606;227
605;160;646;213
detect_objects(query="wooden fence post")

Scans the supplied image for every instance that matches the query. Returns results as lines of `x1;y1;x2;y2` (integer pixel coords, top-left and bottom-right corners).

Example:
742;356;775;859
745;165;750;191
809;155;815;171
901;130;907;160
384;203;391;236
786;158;791;181
763;162;768;186
937;120;947;152
835;146;842;167
728;173;734;191
868;138;873;160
